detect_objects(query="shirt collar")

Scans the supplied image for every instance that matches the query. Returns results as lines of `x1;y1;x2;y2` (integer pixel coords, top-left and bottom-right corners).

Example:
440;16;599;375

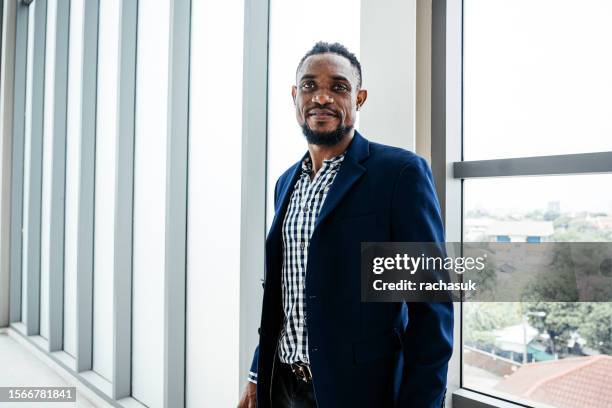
301;152;346;175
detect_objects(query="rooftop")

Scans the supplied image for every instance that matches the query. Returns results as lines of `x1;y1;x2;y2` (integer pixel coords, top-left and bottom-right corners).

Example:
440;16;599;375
495;355;612;408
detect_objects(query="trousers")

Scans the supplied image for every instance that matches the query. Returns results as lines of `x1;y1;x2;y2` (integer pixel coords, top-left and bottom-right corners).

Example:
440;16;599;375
270;357;317;408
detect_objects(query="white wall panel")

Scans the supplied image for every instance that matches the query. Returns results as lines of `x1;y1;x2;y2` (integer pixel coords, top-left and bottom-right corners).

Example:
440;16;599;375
359;0;416;150
132;0;170;405
64;0;85;357
92;0;120;381
186;0;244;405
40;0;58;340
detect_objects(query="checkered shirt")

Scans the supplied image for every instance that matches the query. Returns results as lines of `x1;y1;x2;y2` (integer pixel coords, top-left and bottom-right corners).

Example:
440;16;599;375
275;152;345;365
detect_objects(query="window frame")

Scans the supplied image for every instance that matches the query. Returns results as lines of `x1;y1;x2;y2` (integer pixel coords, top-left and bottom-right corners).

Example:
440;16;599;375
430;1;612;407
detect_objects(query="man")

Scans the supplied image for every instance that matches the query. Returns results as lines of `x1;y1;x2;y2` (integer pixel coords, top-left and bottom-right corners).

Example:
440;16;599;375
238;42;453;408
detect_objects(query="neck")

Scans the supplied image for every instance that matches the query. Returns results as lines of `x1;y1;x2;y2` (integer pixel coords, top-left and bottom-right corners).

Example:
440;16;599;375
307;128;355;175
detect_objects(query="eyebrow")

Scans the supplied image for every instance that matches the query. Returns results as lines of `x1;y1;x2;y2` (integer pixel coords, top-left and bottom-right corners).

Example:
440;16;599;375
299;74;352;83
331;75;350;82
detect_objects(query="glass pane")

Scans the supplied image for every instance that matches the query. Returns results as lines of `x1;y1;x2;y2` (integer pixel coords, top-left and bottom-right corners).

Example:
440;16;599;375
266;0;360;228
92;0;120;381
464;0;612;160
21;1;37;329
463;174;612;408
40;0;58;341
64;0;85;357
132;0;170;405
186;0;244;406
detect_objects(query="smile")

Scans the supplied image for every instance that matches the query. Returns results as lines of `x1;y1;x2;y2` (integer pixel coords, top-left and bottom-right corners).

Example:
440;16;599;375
307;109;339;120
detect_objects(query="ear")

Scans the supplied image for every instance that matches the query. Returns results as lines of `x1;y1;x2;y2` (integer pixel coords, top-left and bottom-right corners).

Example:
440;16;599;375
356;89;368;110
291;85;297;105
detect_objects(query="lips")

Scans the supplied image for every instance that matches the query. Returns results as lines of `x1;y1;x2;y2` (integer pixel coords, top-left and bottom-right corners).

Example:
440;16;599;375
307;108;339;119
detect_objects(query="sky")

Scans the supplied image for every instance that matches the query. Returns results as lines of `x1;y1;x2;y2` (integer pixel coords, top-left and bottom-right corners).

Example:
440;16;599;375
463;0;612;214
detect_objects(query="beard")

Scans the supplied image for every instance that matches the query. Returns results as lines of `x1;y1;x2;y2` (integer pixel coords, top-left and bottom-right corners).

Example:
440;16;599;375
300;122;352;147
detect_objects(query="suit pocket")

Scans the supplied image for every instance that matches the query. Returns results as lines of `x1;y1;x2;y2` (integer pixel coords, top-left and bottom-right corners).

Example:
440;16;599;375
352;329;402;364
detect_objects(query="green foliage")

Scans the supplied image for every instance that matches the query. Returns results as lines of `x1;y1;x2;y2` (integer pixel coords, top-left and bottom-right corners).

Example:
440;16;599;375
579;303;612;355
464;209;612;356
551;218;612;242
464;302;522;345
521;244;580;303
525;302;588;356
465;255;498;301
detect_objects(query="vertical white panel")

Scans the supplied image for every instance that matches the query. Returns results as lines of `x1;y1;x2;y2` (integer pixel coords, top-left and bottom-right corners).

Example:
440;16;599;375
359;0;416;150
21;2;36;327
132;0;170;405
92;0;120;381
186;0;243;405
40;0;58;340
64;0;85;357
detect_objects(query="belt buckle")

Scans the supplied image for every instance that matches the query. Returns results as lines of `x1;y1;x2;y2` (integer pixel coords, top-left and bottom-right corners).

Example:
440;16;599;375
291;362;313;383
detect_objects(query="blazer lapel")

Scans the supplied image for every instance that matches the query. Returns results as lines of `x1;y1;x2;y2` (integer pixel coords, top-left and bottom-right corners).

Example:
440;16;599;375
267;132;371;240
314;131;370;231
267;160;302;242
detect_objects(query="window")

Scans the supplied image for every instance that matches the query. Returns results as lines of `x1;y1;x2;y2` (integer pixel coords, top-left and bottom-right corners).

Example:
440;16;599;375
460;2;612;407
463;0;612;161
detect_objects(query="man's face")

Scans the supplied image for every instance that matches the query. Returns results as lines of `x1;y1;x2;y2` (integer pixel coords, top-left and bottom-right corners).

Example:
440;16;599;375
292;53;367;146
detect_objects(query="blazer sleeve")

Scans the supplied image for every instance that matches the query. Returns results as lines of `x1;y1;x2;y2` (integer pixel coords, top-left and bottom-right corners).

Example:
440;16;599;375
248;175;284;385
391;156;454;408
248;346;259;384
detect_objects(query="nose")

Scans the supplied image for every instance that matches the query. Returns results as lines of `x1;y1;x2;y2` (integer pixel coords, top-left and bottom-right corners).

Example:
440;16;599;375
312;93;334;105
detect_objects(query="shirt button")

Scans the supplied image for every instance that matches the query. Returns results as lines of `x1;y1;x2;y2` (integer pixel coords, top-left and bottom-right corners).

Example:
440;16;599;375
300;242;305;250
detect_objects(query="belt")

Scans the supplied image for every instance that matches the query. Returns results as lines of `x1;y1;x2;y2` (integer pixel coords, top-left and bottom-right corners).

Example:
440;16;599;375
287;361;313;383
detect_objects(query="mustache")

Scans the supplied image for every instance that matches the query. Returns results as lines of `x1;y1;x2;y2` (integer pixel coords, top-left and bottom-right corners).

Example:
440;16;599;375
306;107;340;117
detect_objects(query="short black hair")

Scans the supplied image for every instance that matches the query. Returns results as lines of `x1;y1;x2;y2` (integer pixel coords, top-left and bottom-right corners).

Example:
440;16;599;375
296;41;362;88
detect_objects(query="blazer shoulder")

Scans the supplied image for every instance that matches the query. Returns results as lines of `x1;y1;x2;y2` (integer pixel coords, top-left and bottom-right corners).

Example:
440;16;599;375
368;141;430;173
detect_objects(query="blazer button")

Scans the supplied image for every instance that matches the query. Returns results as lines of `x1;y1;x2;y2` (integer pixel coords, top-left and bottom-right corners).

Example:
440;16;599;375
311;346;318;352
308;295;317;300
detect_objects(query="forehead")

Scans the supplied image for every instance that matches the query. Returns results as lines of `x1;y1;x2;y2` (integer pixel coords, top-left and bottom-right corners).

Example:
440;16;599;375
297;53;358;85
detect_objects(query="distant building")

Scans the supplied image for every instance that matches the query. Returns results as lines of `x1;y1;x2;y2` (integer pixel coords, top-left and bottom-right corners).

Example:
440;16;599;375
495;355;612;408
465;218;554;242
493;323;539;357
547;201;561;213
589;215;612;231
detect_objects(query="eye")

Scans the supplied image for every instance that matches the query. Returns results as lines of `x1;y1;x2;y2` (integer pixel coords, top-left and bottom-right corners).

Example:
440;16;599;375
301;81;315;90
333;83;349;92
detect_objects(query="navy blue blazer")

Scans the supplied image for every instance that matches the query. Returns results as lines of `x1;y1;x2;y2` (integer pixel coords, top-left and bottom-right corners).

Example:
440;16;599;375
250;131;453;407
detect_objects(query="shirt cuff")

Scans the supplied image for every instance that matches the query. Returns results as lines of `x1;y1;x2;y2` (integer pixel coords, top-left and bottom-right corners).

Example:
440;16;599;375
248;371;257;384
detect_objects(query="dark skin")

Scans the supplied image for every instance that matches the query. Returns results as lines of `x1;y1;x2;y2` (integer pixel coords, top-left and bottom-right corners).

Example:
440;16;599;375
293;53;367;177
237;53;367;408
